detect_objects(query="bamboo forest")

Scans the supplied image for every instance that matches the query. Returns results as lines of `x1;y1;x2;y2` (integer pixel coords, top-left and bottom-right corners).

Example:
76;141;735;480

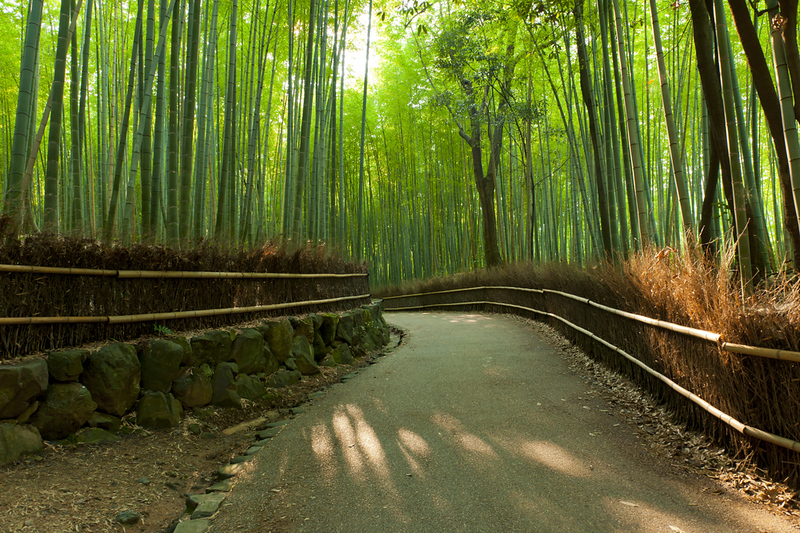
2;0;800;289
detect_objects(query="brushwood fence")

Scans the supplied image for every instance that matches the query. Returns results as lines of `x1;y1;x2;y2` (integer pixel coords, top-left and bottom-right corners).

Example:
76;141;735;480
0;264;370;359
383;286;800;488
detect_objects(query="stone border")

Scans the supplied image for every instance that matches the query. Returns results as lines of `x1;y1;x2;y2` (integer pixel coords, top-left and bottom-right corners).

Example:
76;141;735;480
0;301;390;467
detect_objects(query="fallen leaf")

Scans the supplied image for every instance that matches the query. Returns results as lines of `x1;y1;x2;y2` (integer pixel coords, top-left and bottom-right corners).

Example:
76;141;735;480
669;526;685;533
620;501;638;507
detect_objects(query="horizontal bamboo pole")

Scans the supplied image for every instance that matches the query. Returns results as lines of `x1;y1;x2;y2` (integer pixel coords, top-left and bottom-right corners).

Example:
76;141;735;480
0;264;119;276
383;285;800;363
0;263;367;279
386;299;800;453
542;289;722;343
0;294;371;326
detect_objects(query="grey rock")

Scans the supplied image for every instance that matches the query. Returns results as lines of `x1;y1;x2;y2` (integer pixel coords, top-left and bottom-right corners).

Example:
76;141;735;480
217;463;245;479
256;427;282;439
262;319;294;362
0;360;49;419
263;344;280;375
15;400;39;424
321;355;337;368
319;314;340;346
190;330;234;366
229;455;254;464
332;344;354;365
167;336;193;366
235;374;266;401
139;339;184;393
265;369;301;388
336;313;355;344
291;336;319;376
66;427;121;444
230;329;266;375
245;445;263;455
289;317;314;342
80;343;140;417
265;419;293;428
211;363;241;408
173;519;212;533
172;367;213;408
187;493;227;519
47;350;88;382
284;358;298;371
206;480;234;492
312;331;327;361
115;510;140;525
31;382;96;440
0;423;43;464
87;412;121;432
136;391;183;428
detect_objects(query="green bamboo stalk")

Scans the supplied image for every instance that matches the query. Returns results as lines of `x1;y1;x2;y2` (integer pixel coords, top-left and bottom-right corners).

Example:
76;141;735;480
713;0;752;294
5;0;44;229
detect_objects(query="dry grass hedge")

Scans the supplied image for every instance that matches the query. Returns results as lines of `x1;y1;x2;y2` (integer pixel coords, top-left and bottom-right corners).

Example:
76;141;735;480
375;249;800;488
0;219;369;358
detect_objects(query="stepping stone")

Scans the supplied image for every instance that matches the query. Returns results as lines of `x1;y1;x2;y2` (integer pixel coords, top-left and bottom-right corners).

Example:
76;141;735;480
265;419;292;428
174;520;212;533
256;427;282;440
217;463;246;479
206;479;234;493
308;392;326;399
245;445;263;455
188;493;227;519
229;455;254;464
290;406;307;415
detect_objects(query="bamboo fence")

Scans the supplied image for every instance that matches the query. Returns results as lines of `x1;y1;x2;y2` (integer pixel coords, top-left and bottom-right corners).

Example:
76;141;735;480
0;263;371;359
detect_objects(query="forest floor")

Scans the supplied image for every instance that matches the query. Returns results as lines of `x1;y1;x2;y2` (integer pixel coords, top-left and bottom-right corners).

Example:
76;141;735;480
0;345;391;533
1;316;799;532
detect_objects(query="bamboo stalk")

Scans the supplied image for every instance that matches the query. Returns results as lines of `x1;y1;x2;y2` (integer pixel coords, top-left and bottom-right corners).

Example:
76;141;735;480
0;294;370;326
385;297;800;453
0;264;367;278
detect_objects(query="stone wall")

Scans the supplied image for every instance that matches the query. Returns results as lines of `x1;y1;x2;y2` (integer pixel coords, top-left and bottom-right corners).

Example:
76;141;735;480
0;302;389;464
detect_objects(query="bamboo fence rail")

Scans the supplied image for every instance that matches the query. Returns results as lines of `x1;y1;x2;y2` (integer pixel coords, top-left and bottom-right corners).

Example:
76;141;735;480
0;295;370;325
382;286;800;454
0;264;368;279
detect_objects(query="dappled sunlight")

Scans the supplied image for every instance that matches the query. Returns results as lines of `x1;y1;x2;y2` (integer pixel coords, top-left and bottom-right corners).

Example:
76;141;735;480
396;428;431;478
331;407;365;479
432;412;498;459
347;404;389;478
397;428;431;457
421;312;494;325
601;496;690;533
493;435;592;478
309;423;335;481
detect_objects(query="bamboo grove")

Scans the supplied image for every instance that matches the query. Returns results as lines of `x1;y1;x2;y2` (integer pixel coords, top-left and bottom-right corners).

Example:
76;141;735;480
2;0;800;291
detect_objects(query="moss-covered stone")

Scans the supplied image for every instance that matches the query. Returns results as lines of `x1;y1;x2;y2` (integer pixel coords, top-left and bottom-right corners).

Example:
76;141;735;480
80;343;140;417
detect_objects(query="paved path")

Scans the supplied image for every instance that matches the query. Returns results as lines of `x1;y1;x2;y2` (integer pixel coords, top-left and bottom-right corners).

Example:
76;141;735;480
210;312;799;532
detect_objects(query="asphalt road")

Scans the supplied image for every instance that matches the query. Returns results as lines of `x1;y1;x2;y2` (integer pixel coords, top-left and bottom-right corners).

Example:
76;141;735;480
209;312;799;532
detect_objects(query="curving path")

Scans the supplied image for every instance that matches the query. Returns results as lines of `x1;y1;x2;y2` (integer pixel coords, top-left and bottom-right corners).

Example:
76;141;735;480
209;312;799;532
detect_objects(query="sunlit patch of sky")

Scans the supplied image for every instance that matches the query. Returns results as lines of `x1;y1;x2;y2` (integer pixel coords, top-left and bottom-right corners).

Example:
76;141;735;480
343;4;382;88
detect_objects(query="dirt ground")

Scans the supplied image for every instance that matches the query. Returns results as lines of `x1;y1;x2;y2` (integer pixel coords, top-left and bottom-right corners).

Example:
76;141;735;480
0;352;389;533
1;317;798;532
